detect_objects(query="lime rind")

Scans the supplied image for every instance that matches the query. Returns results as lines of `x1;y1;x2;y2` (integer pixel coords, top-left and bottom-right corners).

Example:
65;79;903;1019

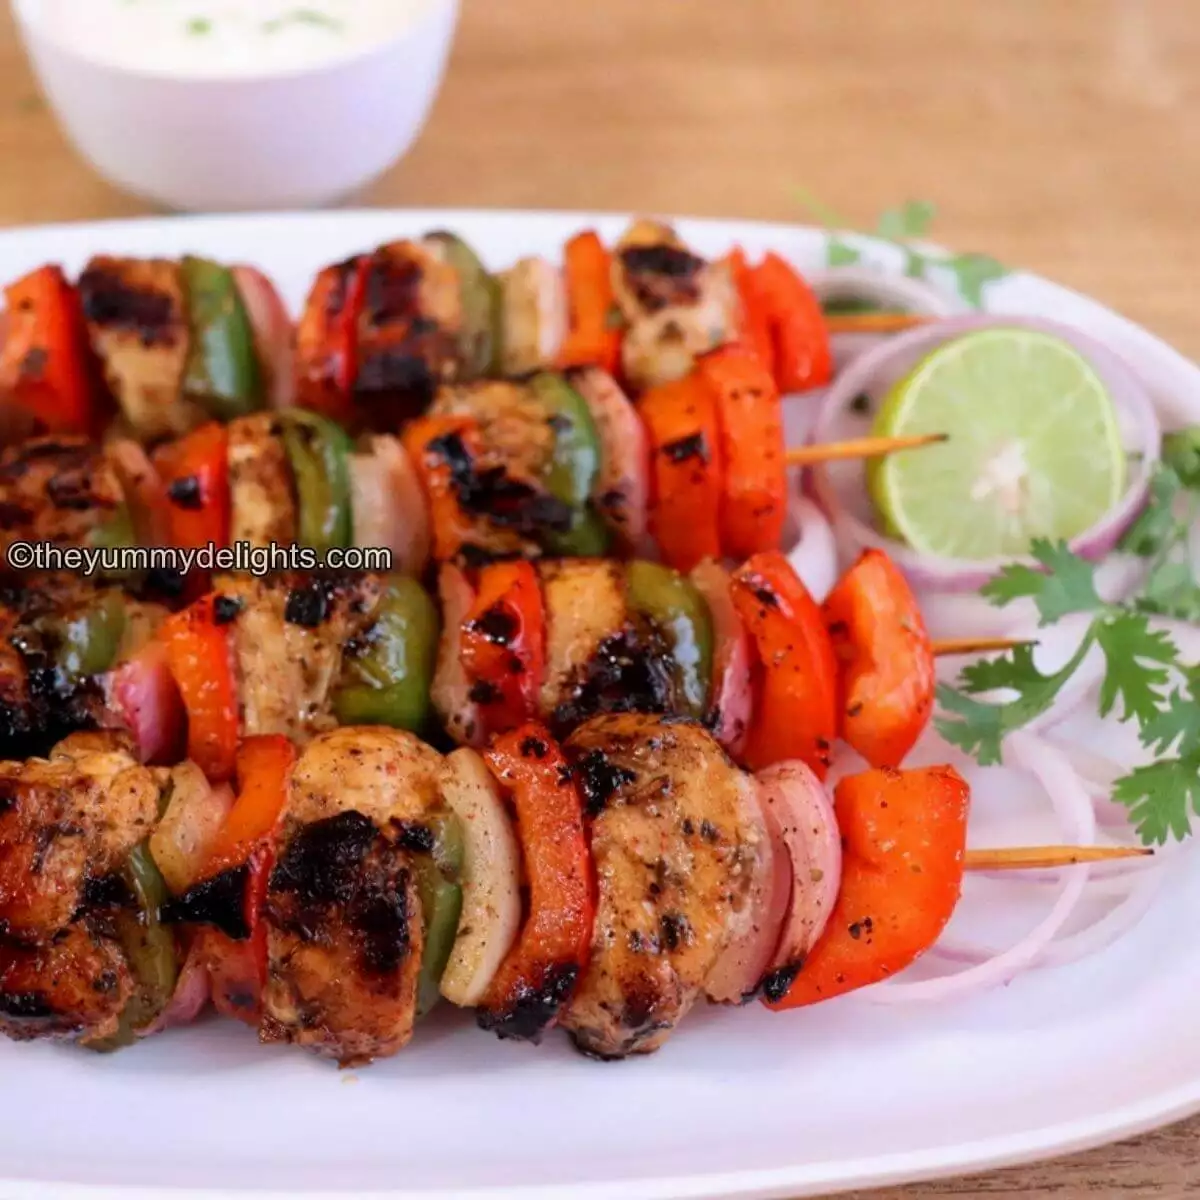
869;328;1126;559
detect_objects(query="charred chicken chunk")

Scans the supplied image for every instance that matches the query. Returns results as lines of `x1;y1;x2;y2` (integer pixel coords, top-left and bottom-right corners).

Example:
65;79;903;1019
79;257;195;441
562;714;759;1058
261;726;445;1065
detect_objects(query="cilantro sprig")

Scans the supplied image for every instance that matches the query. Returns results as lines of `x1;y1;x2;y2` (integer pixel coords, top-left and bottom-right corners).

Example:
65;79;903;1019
935;458;1200;846
794;192;1008;308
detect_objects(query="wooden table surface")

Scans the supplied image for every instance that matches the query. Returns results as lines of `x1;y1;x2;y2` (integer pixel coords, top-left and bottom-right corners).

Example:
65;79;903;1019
1;0;1198;1195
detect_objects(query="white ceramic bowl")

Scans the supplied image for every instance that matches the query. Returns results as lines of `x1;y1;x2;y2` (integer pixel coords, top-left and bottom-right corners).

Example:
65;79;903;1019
11;0;460;212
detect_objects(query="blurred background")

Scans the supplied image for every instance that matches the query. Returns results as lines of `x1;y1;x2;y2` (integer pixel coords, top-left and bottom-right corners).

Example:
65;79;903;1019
2;1;1196;353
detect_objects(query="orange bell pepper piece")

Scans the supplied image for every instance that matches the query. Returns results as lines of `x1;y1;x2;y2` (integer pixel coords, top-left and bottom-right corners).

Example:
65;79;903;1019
154;421;232;553
765;765;969;1008
824;549;935;768
731;551;838;776
478;723;595;1041
726;246;775;376
158;594;240;783
558;231;621;376
193;735;297;1024
699;345;787;560
640;373;724;572
294;256;368;423
0;265;101;437
460;561;547;738
402;414;488;563
751;252;833;393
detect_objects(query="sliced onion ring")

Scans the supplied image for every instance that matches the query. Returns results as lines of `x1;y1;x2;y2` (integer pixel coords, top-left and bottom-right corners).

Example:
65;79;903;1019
809;315;1162;593
810;267;964;371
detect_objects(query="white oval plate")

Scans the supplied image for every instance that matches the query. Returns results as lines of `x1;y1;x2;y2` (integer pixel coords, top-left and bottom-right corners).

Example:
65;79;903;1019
0;211;1197;1200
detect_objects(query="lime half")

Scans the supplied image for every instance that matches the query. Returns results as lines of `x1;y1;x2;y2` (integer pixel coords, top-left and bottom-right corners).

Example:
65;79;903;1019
869;328;1127;559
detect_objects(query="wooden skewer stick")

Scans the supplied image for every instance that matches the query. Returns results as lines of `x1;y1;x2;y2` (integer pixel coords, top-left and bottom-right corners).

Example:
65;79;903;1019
932;637;1032;657
785;432;948;467
964;845;1152;872
824;312;933;335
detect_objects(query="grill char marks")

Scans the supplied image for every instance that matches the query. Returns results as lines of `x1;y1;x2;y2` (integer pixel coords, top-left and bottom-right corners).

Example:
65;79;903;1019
260;726;442;1066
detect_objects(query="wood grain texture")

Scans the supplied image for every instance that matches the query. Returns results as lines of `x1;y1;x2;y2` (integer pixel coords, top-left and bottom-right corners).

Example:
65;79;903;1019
0;1;1197;1194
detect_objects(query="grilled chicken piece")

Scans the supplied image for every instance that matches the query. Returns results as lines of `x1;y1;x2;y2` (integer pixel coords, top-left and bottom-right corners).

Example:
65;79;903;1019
0;437;127;561
499;257;567;376
422;383;557;560
613;221;740;391
432;380;556;483
214;573;382;744
0;735;159;942
79;257;196;442
539;560;628;717
227;413;297;547
261;726;445;1065
562;714;760;1057
354;240;463;427
0;923;133;1044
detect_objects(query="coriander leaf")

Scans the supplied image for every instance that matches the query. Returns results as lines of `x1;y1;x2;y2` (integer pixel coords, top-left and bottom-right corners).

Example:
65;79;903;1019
877;200;937;241
935;631;1097;764
1112;756;1200;845
1135;557;1200;623
957;643;1044;696
934;686;1005;765
947;253;1008;308
980;539;1102;623
1094;612;1176;723
1140;679;1200;757
827;238;861;267
1120;464;1181;555
1163;426;1200;488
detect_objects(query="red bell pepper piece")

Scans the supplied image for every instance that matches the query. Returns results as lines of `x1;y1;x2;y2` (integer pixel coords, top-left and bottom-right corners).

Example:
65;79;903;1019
751;252;833;393
158;594;240;783
295;256;368;423
196;735;297;1024
726;246;775;376
824;549;936;769
154;421;232;553
640;374;724;572
699;345;787;560
558;231;621;376
731;551;839;777
460;561;547;737
478;723;595;1041
402;413;487;563
765;765;969;1009
0;265;100;436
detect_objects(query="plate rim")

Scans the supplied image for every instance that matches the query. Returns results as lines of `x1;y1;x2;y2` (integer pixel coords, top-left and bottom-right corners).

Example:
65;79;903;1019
0;206;1195;1200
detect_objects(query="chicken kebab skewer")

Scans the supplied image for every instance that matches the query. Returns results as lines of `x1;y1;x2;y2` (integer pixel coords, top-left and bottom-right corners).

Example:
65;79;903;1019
150;548;1014;789
0;715;1144;1064
1;352;940;583
0;219;924;449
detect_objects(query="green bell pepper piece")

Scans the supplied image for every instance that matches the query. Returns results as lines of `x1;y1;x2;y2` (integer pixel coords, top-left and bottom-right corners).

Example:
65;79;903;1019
90;503;136;552
413;811;465;1017
55;589;127;683
281;410;354;555
181;256;264;421
625;560;714;719
332;575;439;731
86;842;178;1053
426;231;502;380
526;371;611;557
